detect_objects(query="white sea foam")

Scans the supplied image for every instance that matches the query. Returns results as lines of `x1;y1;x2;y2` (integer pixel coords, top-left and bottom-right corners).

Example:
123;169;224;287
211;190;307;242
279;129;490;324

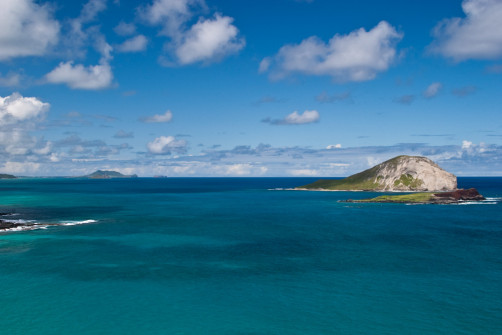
1;224;48;232
268;188;296;191
60;219;97;226
456;201;498;205
1;219;98;233
3;219;36;224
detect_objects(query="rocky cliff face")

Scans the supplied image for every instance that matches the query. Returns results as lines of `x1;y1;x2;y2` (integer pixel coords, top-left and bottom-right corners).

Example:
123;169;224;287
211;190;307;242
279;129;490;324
299;155;457;191
374;156;457;191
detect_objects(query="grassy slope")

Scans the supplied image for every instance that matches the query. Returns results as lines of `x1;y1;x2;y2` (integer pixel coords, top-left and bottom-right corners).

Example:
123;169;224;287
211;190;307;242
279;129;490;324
298;155;427;190
299;160;386;190
356;193;434;203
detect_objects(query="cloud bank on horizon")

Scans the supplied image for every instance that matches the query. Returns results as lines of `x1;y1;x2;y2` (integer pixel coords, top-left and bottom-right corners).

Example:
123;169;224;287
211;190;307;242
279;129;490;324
0;0;501;176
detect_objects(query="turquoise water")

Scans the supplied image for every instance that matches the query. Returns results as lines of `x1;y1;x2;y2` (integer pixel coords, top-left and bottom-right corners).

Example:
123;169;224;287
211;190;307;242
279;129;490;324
1;177;501;334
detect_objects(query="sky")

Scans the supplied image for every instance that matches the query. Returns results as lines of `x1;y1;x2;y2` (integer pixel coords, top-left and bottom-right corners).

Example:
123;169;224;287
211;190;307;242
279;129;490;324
0;0;502;177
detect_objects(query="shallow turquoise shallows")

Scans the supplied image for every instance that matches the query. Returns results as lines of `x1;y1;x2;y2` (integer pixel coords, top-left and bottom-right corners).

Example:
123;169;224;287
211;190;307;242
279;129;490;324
1;177;501;334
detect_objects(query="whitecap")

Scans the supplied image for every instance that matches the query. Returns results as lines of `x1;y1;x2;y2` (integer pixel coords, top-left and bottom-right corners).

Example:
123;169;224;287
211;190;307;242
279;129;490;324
60;219;97;226
456;201;498;205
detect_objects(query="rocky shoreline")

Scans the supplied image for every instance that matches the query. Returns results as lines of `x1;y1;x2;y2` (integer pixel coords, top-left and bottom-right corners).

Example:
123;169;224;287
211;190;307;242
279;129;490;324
343;188;486;204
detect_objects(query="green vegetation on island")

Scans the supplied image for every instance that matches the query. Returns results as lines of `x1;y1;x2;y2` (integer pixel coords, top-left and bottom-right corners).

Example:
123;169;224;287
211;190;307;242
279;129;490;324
84;170;138;179
354;192;435;203
0;174;17;179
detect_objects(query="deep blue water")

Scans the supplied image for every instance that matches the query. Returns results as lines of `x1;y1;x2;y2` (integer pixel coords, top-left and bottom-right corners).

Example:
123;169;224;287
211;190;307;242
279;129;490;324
0;177;501;334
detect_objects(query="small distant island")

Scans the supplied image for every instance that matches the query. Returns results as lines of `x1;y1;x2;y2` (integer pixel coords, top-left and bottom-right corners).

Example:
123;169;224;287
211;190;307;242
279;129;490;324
0;174;16;179
84;170;138;179
297;155;486;204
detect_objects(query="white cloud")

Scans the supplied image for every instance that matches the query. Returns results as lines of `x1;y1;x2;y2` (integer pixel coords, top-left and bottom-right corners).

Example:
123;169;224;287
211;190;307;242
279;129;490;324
0;0;60;60
289;169;320;176
176;15;245;64
114;22;136;36
0;72;21;87
430;0;502;61
140;0;244;65
258;57;272;73
1;161;41;174
423;82;443;98
64;0;108;58
262;21;402;81
116;35;148;53
225;164;253;176
141;110;173;123
462;140;473;150
45;61;113;90
141;0;204;36
0;93;53;159
147;136;187;154
263;110;320;125
0;93;49;125
327;144;342;149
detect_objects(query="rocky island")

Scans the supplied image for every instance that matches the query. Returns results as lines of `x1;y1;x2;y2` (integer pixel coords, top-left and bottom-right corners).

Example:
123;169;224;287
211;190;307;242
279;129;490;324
298;155;457;191
84;170;138;179
0;174;16;179
297;155;485;204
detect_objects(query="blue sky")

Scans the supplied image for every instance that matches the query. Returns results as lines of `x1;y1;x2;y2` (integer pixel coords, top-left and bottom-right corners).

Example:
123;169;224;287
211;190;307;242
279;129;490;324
1;0;501;176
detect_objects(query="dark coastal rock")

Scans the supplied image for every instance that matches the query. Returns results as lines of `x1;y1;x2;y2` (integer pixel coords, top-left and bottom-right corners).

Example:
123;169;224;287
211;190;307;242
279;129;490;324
433;188;485;202
0;220;28;230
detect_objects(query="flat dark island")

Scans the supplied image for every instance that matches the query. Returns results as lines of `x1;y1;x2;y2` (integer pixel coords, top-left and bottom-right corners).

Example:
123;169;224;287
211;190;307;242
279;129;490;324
343;188;486;204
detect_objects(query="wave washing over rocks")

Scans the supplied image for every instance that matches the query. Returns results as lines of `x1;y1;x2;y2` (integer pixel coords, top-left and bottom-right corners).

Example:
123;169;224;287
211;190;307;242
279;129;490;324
0;212;97;232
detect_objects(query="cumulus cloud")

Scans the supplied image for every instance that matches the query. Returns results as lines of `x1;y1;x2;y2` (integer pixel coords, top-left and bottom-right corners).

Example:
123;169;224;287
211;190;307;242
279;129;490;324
0;93;53;160
1;161;41;175
0;93;49;126
147;136;187;154
175;15;245;64
141;110;173;123
140;0;244;65
140;0;204;35
63;0;108;59
423;82;443;98
261;21;402;82
0;0;60;60
46;1;114;91
262;110;320;125
116;35;148;53
430;0;502;61
45;61;113;90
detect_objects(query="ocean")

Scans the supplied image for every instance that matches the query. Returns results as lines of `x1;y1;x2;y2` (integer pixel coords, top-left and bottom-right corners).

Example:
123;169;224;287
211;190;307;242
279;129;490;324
1;177;501;334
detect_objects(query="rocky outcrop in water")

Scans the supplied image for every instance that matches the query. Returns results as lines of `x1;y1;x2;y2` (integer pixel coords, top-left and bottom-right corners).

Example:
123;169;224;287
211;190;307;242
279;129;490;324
343;188;486;204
